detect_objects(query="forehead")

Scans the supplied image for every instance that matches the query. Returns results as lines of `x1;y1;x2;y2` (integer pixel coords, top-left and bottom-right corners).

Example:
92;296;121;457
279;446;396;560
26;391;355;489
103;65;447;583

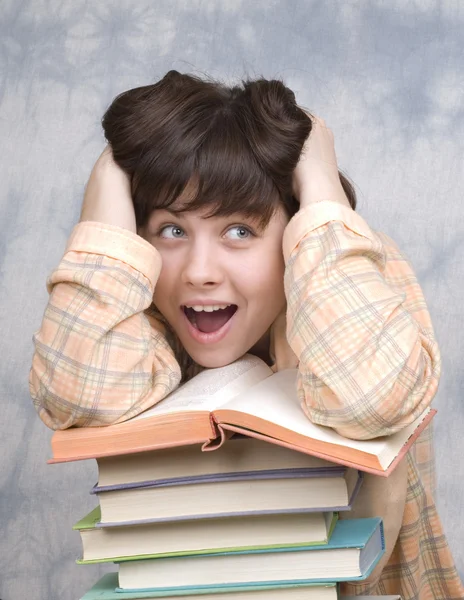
145;173;289;232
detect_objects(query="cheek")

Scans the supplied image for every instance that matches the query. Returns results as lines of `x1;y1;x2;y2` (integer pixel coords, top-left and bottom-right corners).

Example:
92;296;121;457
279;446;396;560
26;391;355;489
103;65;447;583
248;254;286;305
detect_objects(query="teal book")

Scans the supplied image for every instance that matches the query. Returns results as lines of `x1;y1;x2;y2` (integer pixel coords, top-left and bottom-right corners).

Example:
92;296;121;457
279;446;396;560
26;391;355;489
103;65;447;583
116;518;384;591
80;573;338;599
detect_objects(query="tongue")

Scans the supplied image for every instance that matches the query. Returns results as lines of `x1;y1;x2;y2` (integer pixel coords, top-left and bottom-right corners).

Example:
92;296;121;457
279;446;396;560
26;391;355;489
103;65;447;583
194;307;235;334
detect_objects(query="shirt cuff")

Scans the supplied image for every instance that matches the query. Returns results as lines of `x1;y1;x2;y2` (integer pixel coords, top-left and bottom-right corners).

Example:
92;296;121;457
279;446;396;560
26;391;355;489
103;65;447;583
65;221;162;288
282;200;376;261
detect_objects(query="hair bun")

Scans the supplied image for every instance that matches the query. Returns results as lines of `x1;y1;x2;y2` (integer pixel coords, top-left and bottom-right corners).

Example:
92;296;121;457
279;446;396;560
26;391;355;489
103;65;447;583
237;79;312;195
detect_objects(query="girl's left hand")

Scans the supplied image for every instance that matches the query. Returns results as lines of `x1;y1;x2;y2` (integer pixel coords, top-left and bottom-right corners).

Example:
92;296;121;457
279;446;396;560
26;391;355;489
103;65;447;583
292;115;352;210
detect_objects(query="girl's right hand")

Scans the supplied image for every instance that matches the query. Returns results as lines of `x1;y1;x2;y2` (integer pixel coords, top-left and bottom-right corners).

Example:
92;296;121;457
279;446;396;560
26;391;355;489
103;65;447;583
80;145;137;233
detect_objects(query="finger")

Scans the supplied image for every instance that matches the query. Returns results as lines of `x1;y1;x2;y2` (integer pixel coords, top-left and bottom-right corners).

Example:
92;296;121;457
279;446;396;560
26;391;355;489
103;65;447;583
310;115;326;127
313;117;334;140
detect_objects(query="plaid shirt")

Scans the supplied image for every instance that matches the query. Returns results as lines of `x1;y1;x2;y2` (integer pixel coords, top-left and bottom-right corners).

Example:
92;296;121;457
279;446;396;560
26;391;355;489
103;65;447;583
30;201;463;599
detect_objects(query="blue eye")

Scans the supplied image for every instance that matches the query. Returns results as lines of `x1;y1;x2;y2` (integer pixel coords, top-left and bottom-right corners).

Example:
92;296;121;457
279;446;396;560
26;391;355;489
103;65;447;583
226;226;253;240
159;225;185;239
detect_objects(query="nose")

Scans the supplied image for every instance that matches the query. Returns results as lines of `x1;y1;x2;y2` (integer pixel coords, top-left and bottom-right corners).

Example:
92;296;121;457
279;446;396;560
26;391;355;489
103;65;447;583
180;242;224;288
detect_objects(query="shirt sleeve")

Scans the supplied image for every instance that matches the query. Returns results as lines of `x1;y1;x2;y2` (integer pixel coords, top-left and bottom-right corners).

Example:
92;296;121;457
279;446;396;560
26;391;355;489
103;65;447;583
283;201;441;441
29;221;182;430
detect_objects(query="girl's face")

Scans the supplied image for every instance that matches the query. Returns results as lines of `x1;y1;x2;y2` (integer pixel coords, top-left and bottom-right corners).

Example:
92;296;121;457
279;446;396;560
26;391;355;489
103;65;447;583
144;204;289;368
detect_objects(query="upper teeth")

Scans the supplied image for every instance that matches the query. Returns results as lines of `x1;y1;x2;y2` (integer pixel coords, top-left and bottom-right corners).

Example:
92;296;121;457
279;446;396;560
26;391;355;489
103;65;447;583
185;304;232;312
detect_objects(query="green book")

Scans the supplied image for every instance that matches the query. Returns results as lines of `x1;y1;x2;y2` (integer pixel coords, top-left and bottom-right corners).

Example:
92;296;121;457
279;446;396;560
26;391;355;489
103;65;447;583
80;573;338;599
74;506;338;564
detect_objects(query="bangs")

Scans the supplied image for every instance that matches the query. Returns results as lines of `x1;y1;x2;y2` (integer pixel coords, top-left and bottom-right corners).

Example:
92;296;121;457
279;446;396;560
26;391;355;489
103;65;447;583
140;110;283;228
183;125;282;225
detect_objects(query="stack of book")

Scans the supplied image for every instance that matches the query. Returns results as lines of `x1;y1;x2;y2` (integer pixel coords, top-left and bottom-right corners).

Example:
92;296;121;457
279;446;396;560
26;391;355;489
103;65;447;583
49;355;429;599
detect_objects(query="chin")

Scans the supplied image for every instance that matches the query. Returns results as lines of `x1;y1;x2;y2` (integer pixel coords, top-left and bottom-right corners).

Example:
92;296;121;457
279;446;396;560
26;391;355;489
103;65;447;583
186;347;245;370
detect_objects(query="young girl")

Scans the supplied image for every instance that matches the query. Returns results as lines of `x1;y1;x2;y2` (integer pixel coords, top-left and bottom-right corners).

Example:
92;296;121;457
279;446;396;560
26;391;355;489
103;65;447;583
30;71;462;599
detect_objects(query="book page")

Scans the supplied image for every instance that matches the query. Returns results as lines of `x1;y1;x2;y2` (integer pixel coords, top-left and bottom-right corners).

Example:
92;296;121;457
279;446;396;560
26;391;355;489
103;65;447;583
131;355;273;421
222;369;429;466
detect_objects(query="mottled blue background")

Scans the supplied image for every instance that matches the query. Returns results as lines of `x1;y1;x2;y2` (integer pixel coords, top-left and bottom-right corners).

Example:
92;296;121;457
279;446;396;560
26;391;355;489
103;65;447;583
1;1;463;598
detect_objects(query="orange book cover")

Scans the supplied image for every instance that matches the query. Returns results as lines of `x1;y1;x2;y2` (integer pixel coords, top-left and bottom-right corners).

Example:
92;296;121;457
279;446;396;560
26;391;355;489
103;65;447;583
49;355;435;476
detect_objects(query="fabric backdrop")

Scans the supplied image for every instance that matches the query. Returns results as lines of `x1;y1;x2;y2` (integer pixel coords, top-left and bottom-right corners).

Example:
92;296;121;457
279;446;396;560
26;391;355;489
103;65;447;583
1;1;463;599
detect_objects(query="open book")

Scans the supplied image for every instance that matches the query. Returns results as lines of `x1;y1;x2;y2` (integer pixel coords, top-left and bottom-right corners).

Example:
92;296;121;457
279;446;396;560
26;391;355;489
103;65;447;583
50;355;435;475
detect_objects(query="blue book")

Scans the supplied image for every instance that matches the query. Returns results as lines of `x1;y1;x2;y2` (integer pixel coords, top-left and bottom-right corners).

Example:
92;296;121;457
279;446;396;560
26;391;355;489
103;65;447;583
80;573;338;599
116;518;384;591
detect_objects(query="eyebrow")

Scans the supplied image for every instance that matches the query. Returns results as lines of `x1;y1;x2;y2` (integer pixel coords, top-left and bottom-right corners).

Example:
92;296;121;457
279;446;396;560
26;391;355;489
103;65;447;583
156;208;188;218
153;207;268;227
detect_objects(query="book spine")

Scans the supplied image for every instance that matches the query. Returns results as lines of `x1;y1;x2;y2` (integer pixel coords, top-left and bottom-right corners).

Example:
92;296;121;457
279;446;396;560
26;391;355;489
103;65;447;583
347;471;364;508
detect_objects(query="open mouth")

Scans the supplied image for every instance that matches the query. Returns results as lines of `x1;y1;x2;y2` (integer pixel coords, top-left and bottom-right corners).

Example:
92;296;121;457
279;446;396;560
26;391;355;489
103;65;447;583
183;305;238;334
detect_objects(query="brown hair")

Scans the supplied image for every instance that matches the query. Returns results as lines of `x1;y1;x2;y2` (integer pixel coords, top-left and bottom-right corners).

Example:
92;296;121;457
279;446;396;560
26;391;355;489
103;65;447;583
102;70;356;229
